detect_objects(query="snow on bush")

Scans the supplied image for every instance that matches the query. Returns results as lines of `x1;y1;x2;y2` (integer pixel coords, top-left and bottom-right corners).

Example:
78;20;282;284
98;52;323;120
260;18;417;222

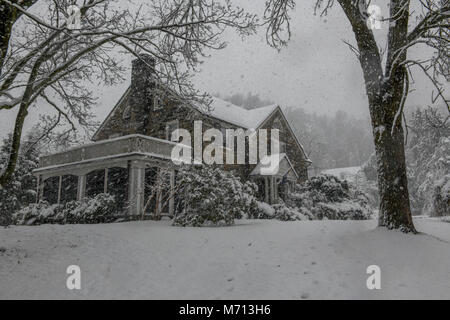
287;174;373;220
418;137;450;216
0;134;39;226
253;201;275;219
432;174;450;217
407;108;449;216
13;201;60;226
13;193;118;225
251;201;312;221
173;166;259;227
63;193;117;224
314;200;371;220
271;204;312;221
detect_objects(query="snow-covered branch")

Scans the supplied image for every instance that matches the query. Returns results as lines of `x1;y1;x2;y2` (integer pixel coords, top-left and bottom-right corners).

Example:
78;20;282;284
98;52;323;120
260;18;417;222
0;0;258;186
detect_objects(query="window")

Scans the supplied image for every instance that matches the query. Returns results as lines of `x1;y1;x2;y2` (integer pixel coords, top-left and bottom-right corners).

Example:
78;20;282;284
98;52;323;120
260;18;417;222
153;95;163;111
166;120;179;141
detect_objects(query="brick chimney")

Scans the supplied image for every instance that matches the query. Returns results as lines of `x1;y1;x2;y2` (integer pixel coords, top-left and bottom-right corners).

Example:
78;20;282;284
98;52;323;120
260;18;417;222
129;54;156;133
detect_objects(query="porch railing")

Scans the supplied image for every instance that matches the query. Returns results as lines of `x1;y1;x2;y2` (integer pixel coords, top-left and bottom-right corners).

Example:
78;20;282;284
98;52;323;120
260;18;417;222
39;134;178;168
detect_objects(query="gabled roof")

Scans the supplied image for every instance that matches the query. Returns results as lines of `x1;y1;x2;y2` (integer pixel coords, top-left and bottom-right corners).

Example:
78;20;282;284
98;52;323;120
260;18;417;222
197;98;311;164
250;153;299;179
92;87;131;141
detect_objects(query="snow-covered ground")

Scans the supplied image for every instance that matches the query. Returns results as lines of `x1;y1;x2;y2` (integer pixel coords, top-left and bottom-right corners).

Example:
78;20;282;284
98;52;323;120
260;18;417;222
1;218;449;299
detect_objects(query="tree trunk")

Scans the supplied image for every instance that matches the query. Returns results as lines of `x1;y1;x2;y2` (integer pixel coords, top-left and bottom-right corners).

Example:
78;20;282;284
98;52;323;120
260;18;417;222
373;114;416;232
335;0;417;233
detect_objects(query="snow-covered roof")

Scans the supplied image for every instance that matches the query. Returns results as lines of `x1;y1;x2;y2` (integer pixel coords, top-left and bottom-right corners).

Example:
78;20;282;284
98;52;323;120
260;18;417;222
198;98;311;164
250;153;298;179
199;97;278;129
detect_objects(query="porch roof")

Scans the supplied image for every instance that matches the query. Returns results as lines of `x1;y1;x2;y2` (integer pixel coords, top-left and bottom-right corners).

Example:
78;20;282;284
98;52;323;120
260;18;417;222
34;134;180;178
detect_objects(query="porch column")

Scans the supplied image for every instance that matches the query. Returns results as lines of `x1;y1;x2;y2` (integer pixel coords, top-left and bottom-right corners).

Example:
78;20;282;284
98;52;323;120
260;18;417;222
36;175;44;203
169;169;175;216
57;175;62;204
264;177;269;203
269;177;275;204
128;160;145;216
274;178;279;203
77;174;86;201
104;168;109;194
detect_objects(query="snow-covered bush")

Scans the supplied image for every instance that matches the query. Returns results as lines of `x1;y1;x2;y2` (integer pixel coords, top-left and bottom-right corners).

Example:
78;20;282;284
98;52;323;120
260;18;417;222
173;166;259;227
252;201;275;219
287;174;373;220
13;201;60;225
289;174;349;206
307;174;351;202
13;193;118;225
314;200;371;220
406;108;449;215
250;201;312;221
415;137;450;216
431;175;450;217
271;204;312;221
248;200;313;221
0;134;39;226
63;193;117;224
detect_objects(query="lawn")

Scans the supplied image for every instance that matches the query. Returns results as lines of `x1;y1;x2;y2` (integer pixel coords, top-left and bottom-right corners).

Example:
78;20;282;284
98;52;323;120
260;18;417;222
1;218;449;299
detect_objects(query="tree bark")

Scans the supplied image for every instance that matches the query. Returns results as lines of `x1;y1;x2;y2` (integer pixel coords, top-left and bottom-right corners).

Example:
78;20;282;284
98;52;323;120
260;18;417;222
368;57;416;233
373;106;416;232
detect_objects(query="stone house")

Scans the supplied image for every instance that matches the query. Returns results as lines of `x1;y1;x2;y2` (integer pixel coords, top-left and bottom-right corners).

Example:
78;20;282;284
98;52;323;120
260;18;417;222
34;55;311;217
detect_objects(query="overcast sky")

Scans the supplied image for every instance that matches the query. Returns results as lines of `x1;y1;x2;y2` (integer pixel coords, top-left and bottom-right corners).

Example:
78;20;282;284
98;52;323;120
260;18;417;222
192;1;439;115
0;0;443;140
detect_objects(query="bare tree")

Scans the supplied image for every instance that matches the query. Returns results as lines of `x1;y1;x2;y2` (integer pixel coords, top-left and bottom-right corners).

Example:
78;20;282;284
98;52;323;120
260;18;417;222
264;0;449;232
0;0;38;71
0;0;257;186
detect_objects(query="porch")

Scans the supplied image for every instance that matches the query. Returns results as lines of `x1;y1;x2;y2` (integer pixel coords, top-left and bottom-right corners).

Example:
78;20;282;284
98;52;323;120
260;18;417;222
250;153;299;204
33;134;179;216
